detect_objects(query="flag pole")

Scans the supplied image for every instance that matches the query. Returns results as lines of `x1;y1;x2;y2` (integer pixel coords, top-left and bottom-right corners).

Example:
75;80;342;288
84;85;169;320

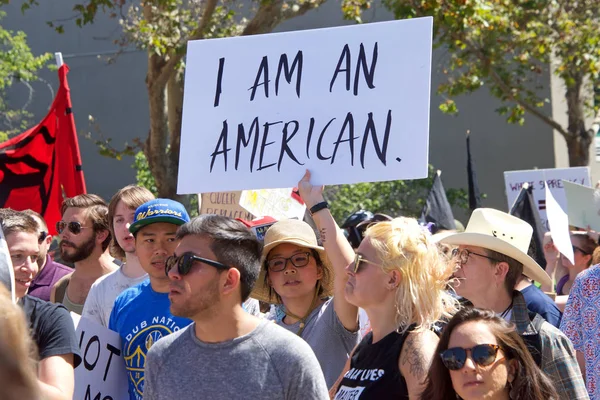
55;52;64;68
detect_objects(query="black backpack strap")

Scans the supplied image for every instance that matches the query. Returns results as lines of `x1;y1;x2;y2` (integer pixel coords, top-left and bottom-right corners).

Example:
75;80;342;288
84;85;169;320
520;311;544;367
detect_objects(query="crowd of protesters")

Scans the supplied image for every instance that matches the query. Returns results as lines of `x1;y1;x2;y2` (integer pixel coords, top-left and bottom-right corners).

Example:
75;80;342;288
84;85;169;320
2;171;600;399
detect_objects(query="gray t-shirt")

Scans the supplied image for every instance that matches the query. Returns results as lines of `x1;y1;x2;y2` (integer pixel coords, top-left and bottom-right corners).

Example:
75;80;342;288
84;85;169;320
144;319;329;400
274;297;361;387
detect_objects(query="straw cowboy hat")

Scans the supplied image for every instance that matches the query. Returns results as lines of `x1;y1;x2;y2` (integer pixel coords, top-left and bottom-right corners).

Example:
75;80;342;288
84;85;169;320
251;219;334;304
439;208;551;287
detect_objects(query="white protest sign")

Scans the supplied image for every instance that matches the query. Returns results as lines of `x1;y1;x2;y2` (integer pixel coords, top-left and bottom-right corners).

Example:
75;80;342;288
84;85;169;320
562;180;600;231
545;184;574;265
0;225;15;303
504;167;591;231
239;188;306;220
74;317;128;400
178;18;432;194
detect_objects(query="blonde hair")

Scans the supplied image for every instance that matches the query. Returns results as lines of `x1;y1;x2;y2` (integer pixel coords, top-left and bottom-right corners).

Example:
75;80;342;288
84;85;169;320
365;217;458;333
0;286;39;400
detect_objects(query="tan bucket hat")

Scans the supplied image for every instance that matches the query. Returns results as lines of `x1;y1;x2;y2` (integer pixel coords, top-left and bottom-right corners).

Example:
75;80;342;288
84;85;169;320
439;208;551;287
251;219;334;304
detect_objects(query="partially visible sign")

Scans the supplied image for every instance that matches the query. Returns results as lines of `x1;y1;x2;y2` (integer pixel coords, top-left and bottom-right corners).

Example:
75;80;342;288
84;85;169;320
239;188;306;220
504;167;591;231
0;225;15;303
199;191;254;220
546;184;574;265
563;180;600;231
74;317;128;400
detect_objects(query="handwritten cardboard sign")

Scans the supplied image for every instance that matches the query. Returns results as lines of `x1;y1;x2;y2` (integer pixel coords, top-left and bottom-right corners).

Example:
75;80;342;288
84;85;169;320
178;18;433;194
199;191;255;220
239;188;306;220
0;226;15;303
562;180;600;231
504;167;591;231
74;317;128;400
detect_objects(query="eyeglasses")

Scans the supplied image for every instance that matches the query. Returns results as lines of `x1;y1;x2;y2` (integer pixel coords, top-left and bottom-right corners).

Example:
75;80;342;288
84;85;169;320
440;344;502;371
572;245;590;256
351;253;380;274
56;221;91;235
451;248;500;265
38;231;47;244
267;252;312;272
165;252;229;277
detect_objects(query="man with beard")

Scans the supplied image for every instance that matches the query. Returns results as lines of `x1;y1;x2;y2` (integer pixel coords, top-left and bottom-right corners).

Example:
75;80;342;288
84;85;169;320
109;199;193;400
22;209;72;301
82;185;154;327
143;215;328;400
0;209;81;400
50;194;118;314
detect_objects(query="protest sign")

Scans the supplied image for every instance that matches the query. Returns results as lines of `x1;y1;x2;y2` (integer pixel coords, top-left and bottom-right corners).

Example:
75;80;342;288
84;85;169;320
0;225;15;303
545;184;574;265
504;167;591;230
178;18;433;194
239;188;306;220
199;191;254;220
74;317;128;400
562;180;600;231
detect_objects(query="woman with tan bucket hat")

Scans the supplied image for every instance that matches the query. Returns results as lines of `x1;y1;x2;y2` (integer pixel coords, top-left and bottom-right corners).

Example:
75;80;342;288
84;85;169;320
329;217;459;399
252;172;361;388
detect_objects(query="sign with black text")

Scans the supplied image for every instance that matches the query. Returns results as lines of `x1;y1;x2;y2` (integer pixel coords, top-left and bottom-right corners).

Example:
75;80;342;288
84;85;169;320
178;18;433;194
74;317;128;400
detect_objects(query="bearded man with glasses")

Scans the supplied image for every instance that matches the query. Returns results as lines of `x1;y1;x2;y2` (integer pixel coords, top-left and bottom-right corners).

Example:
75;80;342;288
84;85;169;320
50;194;118;314
437;208;588;400
108;198;192;400
143;214;329;400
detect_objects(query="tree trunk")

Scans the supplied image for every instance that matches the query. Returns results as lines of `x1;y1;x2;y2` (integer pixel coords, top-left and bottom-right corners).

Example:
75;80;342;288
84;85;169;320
565;74;592;167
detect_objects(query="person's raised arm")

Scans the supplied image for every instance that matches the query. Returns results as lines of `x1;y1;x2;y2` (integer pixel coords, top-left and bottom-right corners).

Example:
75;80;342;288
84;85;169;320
298;170;358;331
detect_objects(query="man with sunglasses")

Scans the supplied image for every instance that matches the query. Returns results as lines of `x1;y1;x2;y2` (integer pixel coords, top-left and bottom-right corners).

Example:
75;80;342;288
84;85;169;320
21;209;72;302
51;194;118;314
0;209;81;400
143;215;328;400
439;208;588;399
109;199;193;400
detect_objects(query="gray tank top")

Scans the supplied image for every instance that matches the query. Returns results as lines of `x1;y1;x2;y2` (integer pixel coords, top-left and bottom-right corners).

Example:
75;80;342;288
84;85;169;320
62;291;84;315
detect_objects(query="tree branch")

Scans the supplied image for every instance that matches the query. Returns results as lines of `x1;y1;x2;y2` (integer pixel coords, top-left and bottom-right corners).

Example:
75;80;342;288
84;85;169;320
153;0;219;91
242;0;328;36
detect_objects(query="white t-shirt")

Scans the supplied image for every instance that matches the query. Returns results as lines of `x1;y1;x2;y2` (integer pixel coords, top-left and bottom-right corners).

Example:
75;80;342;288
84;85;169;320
81;267;148;328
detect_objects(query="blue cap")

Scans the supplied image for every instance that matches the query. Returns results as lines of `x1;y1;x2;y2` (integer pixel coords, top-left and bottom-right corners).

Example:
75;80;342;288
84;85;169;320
129;199;190;234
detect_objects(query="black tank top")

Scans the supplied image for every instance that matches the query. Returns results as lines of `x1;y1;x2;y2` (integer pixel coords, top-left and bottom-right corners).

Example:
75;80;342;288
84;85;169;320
334;326;415;400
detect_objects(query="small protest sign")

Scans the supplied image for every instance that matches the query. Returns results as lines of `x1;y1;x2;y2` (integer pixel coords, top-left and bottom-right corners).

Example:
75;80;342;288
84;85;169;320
504;167;591;230
178;18;433;194
74;317;128;400
199;191;254;220
562;180;600;231
0;225;15;303
239;188;306;220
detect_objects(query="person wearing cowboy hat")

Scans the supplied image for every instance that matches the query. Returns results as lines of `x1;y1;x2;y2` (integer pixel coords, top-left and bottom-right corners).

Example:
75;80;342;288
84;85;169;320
439;208;588;400
251;171;361;388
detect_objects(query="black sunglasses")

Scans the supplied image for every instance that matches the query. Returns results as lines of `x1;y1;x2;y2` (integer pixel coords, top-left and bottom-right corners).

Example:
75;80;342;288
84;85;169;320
56;221;91;235
572;245;590;256
38;231;48;244
165;252;229;277
266;252;312;272
440;344;502;371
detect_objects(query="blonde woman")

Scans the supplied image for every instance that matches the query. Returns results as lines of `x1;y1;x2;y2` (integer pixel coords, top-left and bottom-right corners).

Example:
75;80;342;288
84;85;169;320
0;285;39;400
331;218;458;399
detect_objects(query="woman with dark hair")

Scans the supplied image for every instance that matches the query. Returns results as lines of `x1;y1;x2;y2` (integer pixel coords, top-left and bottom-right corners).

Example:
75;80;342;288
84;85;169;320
421;307;558;400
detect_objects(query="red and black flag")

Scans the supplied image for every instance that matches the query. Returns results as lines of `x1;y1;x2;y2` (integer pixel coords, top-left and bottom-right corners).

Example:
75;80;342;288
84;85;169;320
0;64;86;234
420;170;457;232
510;183;546;269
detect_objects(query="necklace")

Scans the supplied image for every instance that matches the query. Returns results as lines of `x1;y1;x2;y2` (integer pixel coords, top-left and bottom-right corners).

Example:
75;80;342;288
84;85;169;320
499;300;513;319
283;283;322;336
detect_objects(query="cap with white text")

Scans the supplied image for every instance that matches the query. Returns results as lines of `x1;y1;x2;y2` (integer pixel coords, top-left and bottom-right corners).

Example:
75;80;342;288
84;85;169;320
129;198;190;234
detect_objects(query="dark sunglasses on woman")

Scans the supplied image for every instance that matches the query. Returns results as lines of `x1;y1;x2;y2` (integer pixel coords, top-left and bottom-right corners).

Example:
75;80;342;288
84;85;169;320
56;221;90;235
440;344;502;370
165;252;229;277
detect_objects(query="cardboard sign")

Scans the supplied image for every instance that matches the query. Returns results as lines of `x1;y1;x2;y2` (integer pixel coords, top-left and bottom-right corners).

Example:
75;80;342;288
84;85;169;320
199;191;254;220
74;317;128;400
0;225;15;303
504;167;591;230
545;184;574;264
562;180;600;231
178;18;433;194
239;188;306;220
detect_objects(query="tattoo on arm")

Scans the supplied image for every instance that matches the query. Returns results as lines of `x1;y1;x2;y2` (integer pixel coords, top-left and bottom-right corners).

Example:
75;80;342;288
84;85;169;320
400;334;428;380
320;228;327;244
